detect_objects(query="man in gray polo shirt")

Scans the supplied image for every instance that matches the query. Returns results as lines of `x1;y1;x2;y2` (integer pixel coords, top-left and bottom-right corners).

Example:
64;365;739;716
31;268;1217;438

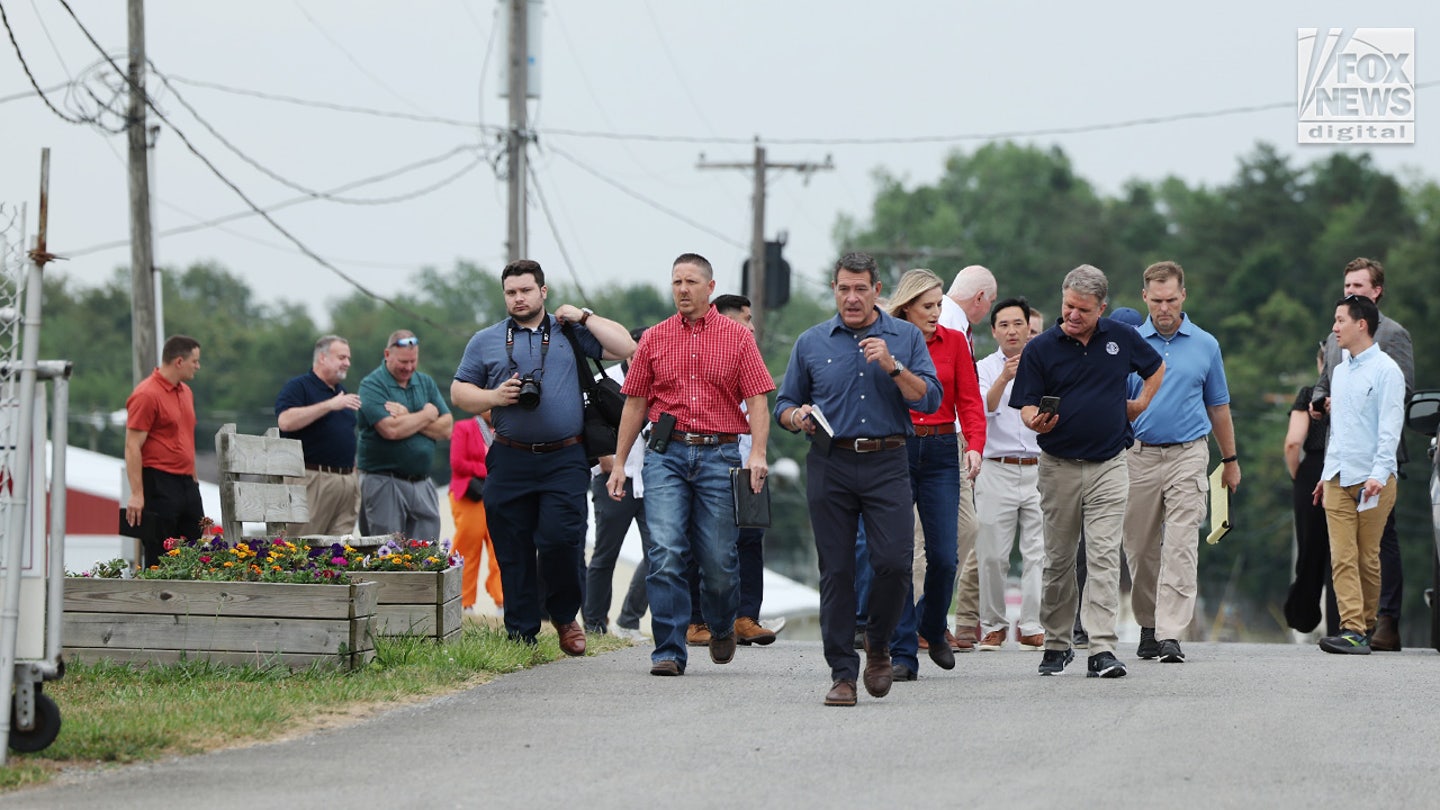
357;329;453;541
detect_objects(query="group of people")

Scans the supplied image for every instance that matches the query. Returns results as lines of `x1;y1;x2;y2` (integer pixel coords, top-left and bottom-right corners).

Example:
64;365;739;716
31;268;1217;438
119;248;1409;707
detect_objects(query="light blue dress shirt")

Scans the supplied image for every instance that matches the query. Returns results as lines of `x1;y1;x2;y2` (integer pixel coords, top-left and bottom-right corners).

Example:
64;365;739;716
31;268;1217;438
1321;343;1405;486
1129;314;1230;444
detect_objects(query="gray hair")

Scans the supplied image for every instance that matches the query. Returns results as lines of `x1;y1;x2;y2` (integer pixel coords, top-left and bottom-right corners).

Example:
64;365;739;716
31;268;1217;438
833;252;879;283
1062;265;1108;306
313;334;349;362
948;264;996;299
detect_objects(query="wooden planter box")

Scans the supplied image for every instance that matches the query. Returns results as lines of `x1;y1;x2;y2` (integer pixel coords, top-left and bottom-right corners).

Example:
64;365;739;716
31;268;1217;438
350;566;462;642
62;579;378;671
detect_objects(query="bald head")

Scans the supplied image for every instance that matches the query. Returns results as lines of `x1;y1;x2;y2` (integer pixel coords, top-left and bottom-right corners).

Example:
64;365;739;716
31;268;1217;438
948;265;998;324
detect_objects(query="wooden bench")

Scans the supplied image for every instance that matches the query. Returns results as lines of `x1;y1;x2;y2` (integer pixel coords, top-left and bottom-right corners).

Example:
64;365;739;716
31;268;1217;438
214;424;309;543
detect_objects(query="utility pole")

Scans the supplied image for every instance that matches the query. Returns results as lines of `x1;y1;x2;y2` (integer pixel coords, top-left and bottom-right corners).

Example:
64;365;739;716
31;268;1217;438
126;0;156;385
698;137;832;347
504;0;528;263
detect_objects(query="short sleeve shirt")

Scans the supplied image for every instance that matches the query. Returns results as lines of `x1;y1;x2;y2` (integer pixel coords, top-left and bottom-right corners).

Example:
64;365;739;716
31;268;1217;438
357;365;450;477
275;371;357;468
125;369;197;475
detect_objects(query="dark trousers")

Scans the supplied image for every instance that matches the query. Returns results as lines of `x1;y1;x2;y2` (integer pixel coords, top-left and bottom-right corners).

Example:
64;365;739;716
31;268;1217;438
1379;510;1402;620
1286;454;1339;635
139;467;204;567
584;474;649;631
483;442;589;643
689;527;766;624
808;445;913;682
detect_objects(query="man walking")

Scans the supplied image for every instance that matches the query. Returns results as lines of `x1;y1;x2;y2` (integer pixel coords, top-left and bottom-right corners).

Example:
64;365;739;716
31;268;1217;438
1124;262;1240;664
1311;257;1414;650
609;259;774;676
775;252;941;706
357;330;453;541
124;335;205;567
276;335;361;537
452;259;635;655
1012;265;1164;679
1315;294;1404;655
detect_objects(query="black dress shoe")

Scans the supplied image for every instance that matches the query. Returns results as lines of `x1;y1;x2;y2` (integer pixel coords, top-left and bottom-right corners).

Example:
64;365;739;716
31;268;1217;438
892;663;918;681
927;636;956;670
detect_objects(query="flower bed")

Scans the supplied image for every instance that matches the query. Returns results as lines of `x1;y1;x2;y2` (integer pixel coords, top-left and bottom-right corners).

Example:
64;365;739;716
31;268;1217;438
351;566;462;642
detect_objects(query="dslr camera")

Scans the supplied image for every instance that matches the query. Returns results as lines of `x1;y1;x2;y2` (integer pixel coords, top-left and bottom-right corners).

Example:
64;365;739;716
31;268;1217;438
516;373;542;410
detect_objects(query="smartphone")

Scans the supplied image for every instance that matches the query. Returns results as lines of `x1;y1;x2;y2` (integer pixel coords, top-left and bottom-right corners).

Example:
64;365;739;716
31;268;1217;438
1038;396;1061;416
647;413;677;453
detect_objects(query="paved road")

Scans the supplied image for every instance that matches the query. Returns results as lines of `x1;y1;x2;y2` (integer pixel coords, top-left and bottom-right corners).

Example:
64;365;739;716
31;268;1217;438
4;640;1436;809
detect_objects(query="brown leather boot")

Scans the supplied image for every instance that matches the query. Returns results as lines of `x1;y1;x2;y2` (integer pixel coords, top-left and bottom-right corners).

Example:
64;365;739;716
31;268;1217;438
1371;615;1401;651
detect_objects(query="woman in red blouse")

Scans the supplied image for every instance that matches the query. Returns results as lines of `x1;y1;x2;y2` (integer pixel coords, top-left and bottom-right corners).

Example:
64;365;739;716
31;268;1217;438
884;268;987;680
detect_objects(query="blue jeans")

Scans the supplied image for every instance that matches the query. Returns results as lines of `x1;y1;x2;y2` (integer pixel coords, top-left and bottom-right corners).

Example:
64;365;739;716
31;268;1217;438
891;433;960;670
643;440;743;667
854;522;872;629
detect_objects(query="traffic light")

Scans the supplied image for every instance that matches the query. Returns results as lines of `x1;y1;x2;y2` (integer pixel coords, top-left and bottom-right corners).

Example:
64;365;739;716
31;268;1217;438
741;239;791;308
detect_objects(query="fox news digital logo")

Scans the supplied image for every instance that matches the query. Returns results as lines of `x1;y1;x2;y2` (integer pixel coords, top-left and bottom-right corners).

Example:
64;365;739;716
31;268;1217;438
1298;28;1414;144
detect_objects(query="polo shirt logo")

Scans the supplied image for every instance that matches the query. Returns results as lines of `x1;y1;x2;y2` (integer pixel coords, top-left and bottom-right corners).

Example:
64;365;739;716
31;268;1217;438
1106;341;1119;355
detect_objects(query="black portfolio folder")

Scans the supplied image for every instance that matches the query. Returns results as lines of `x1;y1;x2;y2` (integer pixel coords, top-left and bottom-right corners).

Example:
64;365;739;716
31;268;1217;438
730;467;772;528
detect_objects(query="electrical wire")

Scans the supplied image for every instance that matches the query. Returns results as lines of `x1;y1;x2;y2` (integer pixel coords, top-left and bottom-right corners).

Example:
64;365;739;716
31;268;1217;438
293;0;429;115
54;0;468;338
527;162;589;305
0;1;121;130
164;74;499;131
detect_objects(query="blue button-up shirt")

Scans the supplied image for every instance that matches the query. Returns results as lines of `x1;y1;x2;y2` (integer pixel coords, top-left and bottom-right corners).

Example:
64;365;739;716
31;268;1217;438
1129;314;1230;444
774;308;941;440
1322;343;1405;486
453;313;602;443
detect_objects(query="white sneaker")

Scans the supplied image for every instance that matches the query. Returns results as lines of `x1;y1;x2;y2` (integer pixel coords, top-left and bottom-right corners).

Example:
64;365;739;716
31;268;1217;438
612;626;646;642
759;616;786;635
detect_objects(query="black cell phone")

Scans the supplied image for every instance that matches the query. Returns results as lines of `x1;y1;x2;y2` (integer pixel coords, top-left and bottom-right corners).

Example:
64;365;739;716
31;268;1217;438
1038;396;1061;416
647;413;677;453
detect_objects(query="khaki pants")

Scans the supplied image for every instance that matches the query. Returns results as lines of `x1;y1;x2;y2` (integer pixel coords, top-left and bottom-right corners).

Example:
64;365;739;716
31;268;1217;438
952;450;980;630
1123;440;1209;639
976;459;1045;636
287;469;360;537
1037;452;1128;655
1323;476;1398;634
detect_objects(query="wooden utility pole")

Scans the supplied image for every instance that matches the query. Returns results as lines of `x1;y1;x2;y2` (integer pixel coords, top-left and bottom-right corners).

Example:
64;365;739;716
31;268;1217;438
505;0;528;263
698;139;832;347
126;0;156;384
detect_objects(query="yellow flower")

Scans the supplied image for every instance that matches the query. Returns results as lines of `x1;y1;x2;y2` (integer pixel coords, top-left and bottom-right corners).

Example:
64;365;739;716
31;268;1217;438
166;549;181;557
272;565;282;571
223;561;234;568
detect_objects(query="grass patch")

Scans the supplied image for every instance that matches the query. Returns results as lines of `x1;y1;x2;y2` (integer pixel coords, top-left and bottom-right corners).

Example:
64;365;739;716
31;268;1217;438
0;619;626;792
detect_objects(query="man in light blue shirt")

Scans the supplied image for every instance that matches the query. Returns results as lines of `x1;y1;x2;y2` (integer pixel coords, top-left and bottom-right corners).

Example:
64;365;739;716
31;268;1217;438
1123;262;1240;664
1314;294;1404;655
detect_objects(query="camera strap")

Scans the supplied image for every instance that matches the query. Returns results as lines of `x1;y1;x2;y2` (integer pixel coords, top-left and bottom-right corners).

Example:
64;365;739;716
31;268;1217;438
504;316;550;378
559;321;605;394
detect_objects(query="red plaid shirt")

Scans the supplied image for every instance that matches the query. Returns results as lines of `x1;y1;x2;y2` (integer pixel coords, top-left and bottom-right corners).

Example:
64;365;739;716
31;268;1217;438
622;306;775;434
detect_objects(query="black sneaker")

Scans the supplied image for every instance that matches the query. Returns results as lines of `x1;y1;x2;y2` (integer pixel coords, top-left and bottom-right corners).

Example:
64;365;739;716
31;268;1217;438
1158;639;1185;663
892;663;919;682
1137;626;1160;659
1319;629;1372;655
1072;628;1090;649
1038;648;1074;676
1087;651;1127;678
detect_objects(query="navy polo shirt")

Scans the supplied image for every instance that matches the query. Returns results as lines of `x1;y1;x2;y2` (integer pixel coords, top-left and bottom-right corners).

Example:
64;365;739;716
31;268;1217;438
1010;318;1162;461
453;313;602;444
275;371;357;468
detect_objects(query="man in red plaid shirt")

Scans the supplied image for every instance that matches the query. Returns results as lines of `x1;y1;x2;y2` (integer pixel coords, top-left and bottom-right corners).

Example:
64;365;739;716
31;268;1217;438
607;253;775;676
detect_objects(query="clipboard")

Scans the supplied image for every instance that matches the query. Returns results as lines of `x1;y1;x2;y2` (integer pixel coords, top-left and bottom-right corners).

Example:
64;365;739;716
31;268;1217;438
1206;464;1231;545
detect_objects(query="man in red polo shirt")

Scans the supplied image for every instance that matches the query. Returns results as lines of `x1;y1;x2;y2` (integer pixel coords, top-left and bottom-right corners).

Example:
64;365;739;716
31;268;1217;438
124;335;205;567
608;252;774;677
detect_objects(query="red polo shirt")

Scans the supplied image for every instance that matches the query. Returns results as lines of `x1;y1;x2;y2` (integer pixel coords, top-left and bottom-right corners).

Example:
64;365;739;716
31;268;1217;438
622;306;775;434
126;369;197;475
911;324;986;456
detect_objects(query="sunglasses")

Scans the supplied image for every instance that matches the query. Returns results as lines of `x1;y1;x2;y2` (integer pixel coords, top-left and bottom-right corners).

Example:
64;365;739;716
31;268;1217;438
390;336;419;347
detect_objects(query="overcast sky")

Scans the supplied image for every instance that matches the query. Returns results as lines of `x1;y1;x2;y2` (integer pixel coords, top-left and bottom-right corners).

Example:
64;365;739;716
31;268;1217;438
1;2;1436;330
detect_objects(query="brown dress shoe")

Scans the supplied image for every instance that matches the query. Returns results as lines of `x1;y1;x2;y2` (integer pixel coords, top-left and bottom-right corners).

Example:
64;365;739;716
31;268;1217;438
1017;632;1045;650
734;616;777;646
917;634;930;650
710;631;737;664
1371;615;1401;651
948;628;976;653
824;679;857;707
862;641;893;699
650;660;684;676
686;623;712;646
555;621;586;657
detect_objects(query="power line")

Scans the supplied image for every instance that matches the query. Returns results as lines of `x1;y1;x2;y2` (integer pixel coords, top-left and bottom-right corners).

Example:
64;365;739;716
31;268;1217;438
54;0;468;338
527;162;589;305
293;0;429;115
0;1;121;131
546;144;748;250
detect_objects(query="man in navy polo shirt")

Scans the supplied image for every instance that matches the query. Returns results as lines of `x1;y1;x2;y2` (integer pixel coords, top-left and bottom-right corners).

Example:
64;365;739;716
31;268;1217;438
277;335;362;536
1011;264;1164;679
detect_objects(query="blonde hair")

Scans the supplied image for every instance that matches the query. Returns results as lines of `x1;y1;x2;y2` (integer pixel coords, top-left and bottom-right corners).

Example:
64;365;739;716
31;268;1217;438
885;268;945;320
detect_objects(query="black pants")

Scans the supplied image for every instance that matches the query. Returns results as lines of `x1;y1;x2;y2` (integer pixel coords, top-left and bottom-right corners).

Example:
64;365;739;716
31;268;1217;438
1285;455;1340;635
689;526;765;624
808;445;912;682
139;467;205;568
1379;510;1402;620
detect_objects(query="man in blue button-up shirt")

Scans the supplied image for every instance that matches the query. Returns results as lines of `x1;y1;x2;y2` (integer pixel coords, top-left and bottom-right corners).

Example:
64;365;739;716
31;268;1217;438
1123;261;1240;665
1313;294;1404;655
775;252;940;706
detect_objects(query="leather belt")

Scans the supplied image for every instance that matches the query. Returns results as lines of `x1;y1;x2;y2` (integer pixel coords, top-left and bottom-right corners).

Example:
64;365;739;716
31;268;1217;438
833;436;907;453
993;456;1038;466
672;431;739;446
493;434;584;454
305;463;354;475
364;470;430;483
911;423;956;437
1140;440;1189;449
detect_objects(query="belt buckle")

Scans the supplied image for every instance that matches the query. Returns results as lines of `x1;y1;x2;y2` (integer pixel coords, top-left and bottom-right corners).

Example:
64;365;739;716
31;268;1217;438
698;435;718;446
530;441;547;454
853;438;879;454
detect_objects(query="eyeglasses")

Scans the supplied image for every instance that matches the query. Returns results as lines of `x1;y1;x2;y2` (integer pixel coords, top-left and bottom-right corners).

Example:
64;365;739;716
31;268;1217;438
1341;294;1364;303
390;336;419;347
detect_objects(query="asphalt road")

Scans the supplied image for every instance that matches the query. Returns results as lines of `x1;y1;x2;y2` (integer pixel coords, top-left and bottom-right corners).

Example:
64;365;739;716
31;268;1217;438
4;640;1436;809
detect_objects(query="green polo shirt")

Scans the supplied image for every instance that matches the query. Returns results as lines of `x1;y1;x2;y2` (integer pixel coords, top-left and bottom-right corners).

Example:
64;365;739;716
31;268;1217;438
356;364;449;477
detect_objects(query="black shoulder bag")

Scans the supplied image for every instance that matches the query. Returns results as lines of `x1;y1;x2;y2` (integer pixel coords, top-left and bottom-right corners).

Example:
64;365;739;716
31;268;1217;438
560;323;626;462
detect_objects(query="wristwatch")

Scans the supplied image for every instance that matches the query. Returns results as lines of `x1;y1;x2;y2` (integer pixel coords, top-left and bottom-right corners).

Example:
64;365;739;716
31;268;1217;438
579;307;594;325
889;361;905;378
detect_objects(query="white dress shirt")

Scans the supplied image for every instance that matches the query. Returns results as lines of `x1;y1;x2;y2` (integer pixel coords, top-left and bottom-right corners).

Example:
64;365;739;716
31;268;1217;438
975;349;1040;459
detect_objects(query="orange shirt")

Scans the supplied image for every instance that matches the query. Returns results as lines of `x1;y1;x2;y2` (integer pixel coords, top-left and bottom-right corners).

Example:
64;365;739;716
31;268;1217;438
126;369;197;475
